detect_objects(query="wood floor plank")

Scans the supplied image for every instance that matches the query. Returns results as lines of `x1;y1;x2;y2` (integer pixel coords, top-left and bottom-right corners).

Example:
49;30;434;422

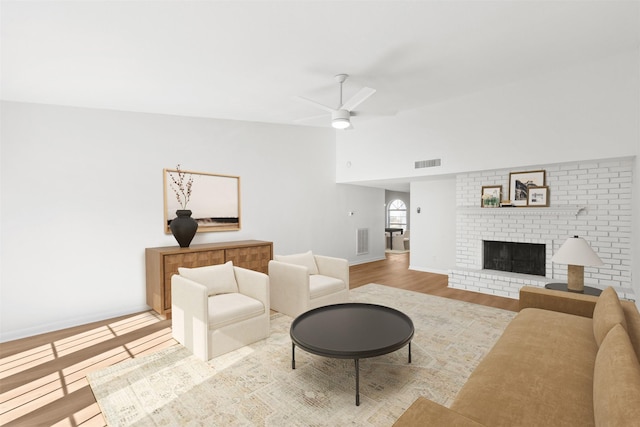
0;253;518;425
351;253;518;311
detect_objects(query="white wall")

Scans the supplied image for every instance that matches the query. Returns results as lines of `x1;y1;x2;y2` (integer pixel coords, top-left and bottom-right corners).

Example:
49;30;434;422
634;147;640;307
409;178;457;274
633;49;640;308
0;101;385;341
336;50;639;182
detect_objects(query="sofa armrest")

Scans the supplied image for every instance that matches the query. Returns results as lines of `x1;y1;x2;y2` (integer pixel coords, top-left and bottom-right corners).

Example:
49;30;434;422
314;255;349;286
234;266;270;312
622;301;640;362
519;286;598;318
393;397;486;427
268;260;311;317
171;274;209;360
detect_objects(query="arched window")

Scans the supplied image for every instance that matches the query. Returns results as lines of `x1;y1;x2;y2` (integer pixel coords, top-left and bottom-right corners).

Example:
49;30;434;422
387;199;407;230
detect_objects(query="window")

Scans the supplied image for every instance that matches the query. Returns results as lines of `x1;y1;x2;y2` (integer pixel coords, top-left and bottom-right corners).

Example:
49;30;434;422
387;199;407;230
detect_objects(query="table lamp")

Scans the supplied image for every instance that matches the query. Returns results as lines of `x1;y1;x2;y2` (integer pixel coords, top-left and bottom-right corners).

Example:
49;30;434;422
552;236;604;293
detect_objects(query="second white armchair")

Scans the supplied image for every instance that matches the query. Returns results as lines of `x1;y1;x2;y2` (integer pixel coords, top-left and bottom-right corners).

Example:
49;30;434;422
268;251;349;318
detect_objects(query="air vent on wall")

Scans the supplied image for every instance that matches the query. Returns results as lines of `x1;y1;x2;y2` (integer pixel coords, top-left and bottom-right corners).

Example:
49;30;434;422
356;228;369;255
415;158;442;169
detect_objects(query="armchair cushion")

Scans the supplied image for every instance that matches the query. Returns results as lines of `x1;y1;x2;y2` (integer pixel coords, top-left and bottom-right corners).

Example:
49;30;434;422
274;250;319;275
208;292;265;329
309;275;347;299
178;261;238;296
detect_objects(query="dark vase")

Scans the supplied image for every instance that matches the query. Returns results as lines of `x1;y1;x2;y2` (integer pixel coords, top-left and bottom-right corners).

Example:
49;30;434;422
169;210;198;247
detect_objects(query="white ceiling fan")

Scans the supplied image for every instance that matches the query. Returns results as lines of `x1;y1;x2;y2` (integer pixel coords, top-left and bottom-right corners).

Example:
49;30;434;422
297;74;376;130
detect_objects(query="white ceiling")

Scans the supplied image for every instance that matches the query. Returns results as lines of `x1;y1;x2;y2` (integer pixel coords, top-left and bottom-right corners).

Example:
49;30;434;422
2;1;638;131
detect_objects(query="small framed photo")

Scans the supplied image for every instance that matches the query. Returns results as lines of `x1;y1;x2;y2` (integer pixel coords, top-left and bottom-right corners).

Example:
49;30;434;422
509;170;545;207
527;186;549;207
481;185;502;208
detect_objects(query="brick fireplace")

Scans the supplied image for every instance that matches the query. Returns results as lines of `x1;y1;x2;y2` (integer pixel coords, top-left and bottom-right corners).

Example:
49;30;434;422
448;158;635;301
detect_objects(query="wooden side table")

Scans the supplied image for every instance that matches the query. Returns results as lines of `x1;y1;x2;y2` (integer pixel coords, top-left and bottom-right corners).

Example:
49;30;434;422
145;240;273;317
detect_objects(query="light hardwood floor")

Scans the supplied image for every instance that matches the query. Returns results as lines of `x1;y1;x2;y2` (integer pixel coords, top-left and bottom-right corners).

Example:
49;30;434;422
0;253;518;426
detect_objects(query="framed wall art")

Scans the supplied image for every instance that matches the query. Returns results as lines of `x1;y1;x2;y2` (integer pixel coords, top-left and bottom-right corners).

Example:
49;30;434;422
527;186;549;207
508;170;545;207
481;185;502;208
164;168;241;233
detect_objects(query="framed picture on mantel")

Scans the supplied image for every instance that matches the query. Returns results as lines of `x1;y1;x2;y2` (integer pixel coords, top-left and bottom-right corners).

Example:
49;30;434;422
508;170;545;207
528;186;549;207
481;185;502;208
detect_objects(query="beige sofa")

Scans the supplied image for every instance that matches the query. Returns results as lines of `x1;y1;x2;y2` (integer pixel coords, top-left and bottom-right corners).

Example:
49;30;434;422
394;286;640;426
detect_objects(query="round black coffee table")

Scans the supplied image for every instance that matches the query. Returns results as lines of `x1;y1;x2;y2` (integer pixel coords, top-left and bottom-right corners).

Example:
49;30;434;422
290;303;414;406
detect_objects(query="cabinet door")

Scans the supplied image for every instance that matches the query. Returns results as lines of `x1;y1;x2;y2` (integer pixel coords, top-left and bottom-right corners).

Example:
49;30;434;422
163;250;225;309
226;245;271;274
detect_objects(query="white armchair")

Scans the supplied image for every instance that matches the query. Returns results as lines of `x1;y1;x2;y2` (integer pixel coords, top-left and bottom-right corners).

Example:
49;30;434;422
391;230;409;251
392;233;406;250
171;261;270;361
268;251;349;318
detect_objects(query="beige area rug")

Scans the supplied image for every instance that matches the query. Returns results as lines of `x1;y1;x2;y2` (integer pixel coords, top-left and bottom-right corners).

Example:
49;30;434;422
87;284;515;426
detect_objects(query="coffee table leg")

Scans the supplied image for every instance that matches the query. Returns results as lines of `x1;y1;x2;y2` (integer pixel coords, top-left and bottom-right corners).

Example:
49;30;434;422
292;343;296;369
408;341;412;363
355;358;360;406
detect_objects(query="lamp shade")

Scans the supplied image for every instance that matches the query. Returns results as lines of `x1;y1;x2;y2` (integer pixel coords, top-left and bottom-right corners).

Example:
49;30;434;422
552;236;604;267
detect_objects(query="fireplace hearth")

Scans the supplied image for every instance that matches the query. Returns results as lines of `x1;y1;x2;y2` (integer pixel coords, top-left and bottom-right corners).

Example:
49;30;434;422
483;240;546;276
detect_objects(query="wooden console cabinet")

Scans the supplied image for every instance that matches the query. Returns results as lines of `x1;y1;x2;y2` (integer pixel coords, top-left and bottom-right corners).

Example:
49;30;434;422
145;240;273;317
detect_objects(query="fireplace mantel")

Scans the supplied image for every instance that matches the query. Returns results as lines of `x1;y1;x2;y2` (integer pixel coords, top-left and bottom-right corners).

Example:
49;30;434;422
457;205;586;216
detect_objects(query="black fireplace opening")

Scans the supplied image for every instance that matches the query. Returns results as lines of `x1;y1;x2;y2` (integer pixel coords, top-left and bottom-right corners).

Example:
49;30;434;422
483;240;546;276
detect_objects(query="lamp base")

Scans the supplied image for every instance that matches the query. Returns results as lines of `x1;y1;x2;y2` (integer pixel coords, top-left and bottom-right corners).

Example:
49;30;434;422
567;264;584;292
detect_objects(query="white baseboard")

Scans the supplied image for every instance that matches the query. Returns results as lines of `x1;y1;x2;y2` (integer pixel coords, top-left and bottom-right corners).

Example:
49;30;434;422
409;265;449;275
349;255;386;266
0;304;151;343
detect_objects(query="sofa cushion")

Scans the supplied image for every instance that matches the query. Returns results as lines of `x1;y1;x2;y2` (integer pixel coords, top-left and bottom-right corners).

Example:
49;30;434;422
208;293;265;329
593;324;640;427
178;261;239;296
275;251;319;275
309;274;345;299
593;287;627;347
451;308;597;427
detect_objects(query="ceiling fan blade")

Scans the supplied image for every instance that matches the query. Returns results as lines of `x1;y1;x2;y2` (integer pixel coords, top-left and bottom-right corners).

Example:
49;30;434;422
294;113;329;123
295;96;336;113
341;87;376;112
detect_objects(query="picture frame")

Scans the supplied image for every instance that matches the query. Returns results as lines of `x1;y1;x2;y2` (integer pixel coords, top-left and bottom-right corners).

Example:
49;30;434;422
527;186;549;207
164;168;241;233
508;170;545;207
481;185;502;208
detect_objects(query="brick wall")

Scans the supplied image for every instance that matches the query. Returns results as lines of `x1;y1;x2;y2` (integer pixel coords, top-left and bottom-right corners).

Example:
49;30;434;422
449;157;635;301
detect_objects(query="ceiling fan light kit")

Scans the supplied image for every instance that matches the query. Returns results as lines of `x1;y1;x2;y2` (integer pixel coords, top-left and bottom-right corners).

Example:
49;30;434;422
332;109;351;129
297;74;375;130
